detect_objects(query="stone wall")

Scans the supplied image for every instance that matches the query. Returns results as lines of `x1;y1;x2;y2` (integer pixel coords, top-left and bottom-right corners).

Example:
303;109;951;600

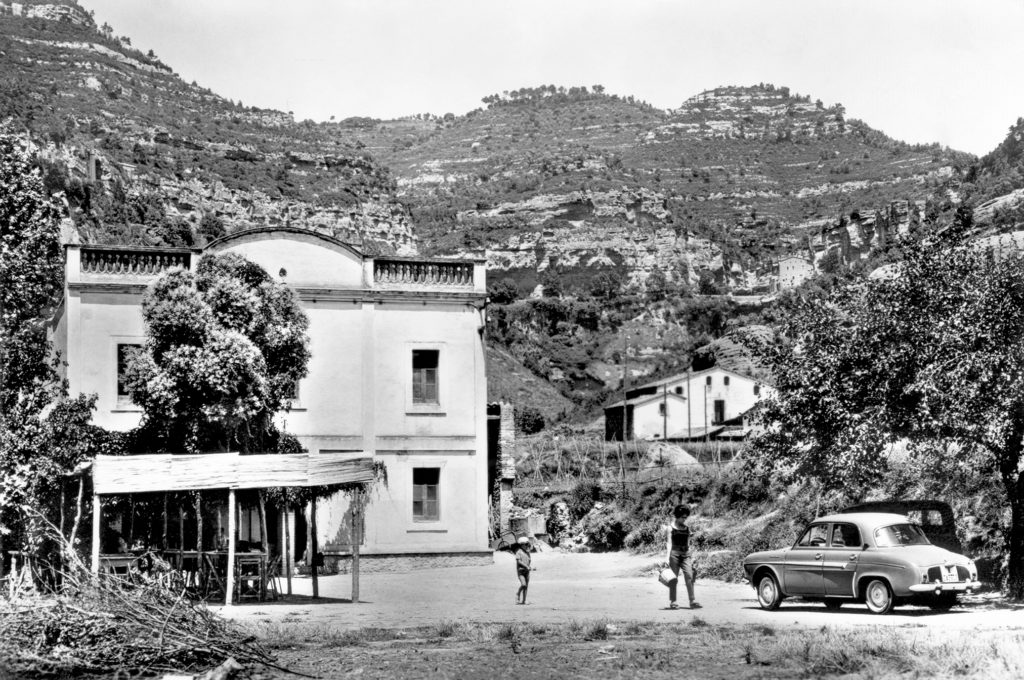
322;551;494;574
497;402;515;533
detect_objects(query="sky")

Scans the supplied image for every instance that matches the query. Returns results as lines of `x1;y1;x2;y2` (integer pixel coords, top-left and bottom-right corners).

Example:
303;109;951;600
80;0;1024;156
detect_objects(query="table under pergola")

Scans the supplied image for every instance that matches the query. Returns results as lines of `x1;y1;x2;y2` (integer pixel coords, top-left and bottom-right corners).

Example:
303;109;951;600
86;451;376;605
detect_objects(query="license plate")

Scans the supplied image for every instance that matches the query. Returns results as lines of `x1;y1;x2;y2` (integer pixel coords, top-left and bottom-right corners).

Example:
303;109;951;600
941;566;958;583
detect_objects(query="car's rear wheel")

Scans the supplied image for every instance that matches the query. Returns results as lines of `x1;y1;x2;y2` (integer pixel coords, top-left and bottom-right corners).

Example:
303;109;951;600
823;598;843;610
756;572;783;611
928;593;958;611
864;579;895;614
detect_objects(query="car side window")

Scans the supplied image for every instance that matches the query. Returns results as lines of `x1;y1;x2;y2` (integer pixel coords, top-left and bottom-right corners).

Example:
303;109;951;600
797;524;829;547
830;523;861;548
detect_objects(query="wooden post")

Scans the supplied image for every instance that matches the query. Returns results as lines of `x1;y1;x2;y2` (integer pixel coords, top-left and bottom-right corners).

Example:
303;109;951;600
178;499;184;562
258;491;269;601
70;476;85;551
225;488;236;606
195;492;203;553
162;493;169;550
310;500;319;599
195;491;203;591
127;494;135;548
284;503;293;596
59;480;67;540
351;488;361;603
91;493;101;575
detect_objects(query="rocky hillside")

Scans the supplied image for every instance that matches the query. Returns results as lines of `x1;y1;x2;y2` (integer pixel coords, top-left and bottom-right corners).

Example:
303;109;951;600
6;2;1012;426
0;1;414;252
343;84;972;295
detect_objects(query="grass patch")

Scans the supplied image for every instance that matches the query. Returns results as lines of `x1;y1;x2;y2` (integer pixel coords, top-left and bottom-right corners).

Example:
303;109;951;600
495;622;520;642
252;619;1024;679
434;619;461;638
584;620;609;640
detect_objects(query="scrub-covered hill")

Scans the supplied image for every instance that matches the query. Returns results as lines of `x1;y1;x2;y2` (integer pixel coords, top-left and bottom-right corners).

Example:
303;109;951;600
0;0;413;252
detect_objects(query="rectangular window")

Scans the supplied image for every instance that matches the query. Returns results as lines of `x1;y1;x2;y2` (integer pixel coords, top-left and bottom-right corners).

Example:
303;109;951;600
412;350;439;404
705;376;712;386
412;467;440;521
658;402;666;416
284;380;300;401
117;344;142;399
754;384;761;396
724;376;730;386
713;399;725;424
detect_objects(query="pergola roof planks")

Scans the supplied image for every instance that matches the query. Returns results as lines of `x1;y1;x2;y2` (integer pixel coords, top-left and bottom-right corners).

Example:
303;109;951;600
86;452;375;605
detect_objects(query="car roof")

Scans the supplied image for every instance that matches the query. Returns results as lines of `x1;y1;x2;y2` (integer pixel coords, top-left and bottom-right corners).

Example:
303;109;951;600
814;512;910;526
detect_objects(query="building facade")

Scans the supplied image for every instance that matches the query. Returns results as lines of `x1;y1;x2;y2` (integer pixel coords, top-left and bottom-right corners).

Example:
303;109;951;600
776;255;816;291
49;227;492;569
604;367;772;441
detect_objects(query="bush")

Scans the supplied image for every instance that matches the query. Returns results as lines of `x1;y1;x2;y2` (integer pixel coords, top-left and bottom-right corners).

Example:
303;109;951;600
577;503;633;551
623;517;666;552
567;480;604;521
515;406;545;435
488;278;520;305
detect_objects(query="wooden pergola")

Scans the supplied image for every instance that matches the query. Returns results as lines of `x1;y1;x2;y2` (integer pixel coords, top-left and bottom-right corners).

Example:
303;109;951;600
87;452;376;605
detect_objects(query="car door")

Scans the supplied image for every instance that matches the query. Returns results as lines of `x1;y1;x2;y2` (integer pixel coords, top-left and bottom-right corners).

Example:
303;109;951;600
784;523;828;595
822;522;862;597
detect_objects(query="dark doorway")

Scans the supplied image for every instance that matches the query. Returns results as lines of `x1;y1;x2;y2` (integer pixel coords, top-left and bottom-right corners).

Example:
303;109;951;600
293;510;307;562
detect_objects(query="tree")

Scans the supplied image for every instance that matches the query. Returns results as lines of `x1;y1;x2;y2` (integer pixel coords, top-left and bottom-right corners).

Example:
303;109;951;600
125;252;310;453
0;130;101;557
747;231;1024;598
539;268;563;298
515;406;545;435
589;271;623;301
198;212;226;242
646;268;668;302
487;277;519;305
697;271;721;295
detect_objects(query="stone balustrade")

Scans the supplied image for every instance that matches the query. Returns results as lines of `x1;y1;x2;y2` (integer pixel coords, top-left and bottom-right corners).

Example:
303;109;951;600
80;246;193;276
372;258;474;288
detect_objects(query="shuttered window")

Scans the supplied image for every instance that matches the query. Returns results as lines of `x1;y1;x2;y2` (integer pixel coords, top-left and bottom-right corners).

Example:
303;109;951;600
412;467;440;521
117;344;142;398
412;350;439;404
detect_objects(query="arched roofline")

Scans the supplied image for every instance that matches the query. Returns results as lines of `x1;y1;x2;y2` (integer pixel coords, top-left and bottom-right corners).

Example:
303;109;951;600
204;226;365;259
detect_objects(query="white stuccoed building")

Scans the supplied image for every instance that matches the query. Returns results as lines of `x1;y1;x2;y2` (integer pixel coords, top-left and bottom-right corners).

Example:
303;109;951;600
49;227;494;570
604;366;773;442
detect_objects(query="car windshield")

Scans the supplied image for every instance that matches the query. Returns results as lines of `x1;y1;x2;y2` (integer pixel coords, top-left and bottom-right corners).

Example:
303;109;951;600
873;523;931;547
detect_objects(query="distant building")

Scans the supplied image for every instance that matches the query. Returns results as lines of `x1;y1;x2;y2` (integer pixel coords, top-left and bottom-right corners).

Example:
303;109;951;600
604;367;773;441
776;255;815;290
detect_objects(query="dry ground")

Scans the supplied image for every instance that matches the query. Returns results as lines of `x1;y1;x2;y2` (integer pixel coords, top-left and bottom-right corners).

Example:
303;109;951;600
218;551;1024;679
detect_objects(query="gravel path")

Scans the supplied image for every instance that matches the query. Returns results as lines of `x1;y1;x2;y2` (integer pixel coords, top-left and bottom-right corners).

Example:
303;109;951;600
219;550;1024;632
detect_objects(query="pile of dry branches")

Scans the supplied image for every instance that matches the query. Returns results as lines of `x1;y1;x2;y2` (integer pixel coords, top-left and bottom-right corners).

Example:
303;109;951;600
0;553;274;678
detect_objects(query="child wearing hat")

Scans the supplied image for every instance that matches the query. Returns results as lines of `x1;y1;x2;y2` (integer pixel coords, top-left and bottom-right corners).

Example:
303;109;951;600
514;536;535;604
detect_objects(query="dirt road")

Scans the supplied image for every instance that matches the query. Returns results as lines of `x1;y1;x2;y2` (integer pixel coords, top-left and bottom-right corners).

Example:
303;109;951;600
220;551;1024;632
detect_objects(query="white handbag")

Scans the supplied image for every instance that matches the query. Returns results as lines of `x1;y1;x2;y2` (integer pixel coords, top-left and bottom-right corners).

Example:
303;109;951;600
658;568;677;587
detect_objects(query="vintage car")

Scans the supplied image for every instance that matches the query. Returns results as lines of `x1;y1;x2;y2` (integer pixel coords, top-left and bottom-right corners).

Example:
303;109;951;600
840;500;962;553
742;512;981;614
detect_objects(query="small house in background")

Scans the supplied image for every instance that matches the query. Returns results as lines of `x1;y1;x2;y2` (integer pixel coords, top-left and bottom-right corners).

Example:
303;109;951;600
775;255;815;291
604;367;773;442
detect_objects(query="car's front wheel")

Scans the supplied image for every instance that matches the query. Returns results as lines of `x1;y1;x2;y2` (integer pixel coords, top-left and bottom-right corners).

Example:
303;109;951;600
756;572;783;611
928;593;957;611
864;578;895;614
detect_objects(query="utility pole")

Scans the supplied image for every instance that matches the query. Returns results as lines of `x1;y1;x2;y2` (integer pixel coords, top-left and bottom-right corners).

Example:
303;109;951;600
621;332;629;441
662;382;668;440
687;366;692;440
704;383;709;445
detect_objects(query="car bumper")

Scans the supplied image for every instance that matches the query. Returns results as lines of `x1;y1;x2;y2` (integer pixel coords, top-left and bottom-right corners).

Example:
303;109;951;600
907;580;982;594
